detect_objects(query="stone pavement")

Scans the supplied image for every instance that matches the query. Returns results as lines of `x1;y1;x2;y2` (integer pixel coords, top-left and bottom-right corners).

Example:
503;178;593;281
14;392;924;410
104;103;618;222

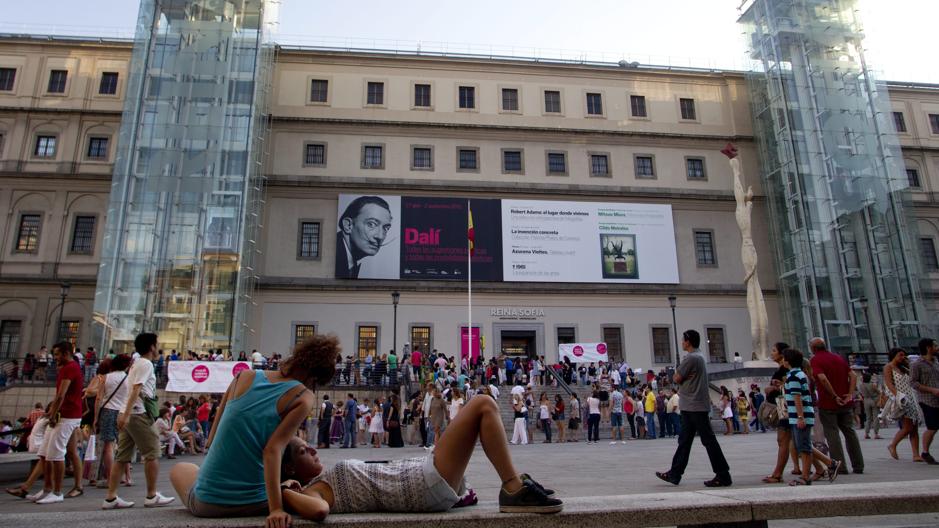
1;426;938;527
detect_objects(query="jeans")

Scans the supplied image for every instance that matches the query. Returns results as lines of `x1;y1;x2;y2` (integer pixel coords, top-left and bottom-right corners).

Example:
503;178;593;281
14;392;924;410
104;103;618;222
318;421;331;447
750;413;766;432
658;411;668;437
626;413;637;438
541;419;552;442
587;413;600;442
668;413;681;438
342;419;357;448
664;412;674;437
819;407;864;472
668;411;730;482
863;402;881;436
646;412;657;438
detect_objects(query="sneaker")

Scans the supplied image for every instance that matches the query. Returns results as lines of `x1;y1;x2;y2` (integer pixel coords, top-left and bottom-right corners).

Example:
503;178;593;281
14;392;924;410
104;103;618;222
26;490;48;502
610;441;617;445
922;452;939;465
499;480;563;514
703;475;733;488
35;493;64;505
621;441;627;444
655;471;680;485
144;492;176;508
102;496;135;510
519;473;555;497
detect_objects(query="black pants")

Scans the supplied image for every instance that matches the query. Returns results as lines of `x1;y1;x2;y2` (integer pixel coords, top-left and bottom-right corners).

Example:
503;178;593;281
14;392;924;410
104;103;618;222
626;413;637;438
669;411;730;481
419;417;429;447
587;414;600;442
317;421;331;447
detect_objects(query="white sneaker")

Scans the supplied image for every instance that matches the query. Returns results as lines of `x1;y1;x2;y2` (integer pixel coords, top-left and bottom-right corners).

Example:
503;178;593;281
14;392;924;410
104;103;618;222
102;496;135;509
26;490;48;502
610;441;617;445
621;441;627;444
144;492;175;507
35;493;63;505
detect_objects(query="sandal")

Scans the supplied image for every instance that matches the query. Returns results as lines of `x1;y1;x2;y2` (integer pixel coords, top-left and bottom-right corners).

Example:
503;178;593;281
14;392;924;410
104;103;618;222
810;472;825;482
66;487;84;498
453;489;478;508
5;487;28;499
790;469;802;475
761;475;782;484
788;477;811;486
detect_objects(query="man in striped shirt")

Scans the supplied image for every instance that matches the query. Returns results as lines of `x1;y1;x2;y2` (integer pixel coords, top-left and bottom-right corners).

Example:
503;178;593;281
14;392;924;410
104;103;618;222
783;348;814;486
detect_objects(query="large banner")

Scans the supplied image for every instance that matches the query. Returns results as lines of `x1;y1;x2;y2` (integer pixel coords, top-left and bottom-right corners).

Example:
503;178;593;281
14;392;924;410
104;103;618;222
335;194;679;284
166;361;252;393
559;343;609;364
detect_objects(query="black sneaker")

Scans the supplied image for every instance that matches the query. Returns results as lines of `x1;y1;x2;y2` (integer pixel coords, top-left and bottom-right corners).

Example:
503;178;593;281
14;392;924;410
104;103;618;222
921;453;938;465
520;473;555;497
499;481;563;514
655;471;680;485
703;475;732;487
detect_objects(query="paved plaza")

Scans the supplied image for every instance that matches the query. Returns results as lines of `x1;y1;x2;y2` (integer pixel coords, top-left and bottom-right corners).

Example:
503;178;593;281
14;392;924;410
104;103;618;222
1;426;938;527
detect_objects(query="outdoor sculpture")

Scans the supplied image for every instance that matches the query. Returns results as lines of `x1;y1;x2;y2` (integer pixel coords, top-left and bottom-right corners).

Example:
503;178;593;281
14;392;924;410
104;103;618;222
722;143;769;360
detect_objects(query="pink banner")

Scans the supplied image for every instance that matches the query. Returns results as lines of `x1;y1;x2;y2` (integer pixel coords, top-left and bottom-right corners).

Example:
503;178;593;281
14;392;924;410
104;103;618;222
460;326;481;363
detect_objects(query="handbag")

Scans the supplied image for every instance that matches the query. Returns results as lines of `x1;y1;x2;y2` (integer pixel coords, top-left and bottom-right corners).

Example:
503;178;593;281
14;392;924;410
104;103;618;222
142;394;160;423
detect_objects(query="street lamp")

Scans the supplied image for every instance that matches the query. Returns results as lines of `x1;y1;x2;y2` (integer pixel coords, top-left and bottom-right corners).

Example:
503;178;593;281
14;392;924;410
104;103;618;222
668;295;679;367
57;282;71;342
391;291;400;355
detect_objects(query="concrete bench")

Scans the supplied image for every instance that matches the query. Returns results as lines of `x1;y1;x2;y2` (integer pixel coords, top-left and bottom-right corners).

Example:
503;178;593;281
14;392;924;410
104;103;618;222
1;480;937;528
0;452;37;465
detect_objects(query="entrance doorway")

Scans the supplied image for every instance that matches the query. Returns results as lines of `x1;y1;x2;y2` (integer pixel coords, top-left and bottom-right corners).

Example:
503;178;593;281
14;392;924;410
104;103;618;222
501;330;536;358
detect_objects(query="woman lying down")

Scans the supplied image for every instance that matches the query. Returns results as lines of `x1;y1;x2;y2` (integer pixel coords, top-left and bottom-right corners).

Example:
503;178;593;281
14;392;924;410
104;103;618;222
174;395;561;524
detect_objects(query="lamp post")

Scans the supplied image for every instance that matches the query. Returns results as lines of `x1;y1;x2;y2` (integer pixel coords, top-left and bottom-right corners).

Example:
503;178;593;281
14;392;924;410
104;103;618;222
391;290;400;355
668;295;679;367
57;282;71;342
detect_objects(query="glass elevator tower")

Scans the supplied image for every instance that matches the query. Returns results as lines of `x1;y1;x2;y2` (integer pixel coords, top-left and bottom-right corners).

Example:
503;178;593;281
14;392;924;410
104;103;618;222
739;0;923;356
93;0;275;354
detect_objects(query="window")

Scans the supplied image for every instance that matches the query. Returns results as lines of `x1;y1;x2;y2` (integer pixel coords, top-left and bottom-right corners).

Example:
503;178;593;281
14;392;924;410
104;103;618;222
294;324;316;345
34;135;56;158
893;112;907;133
414;84;431;107
502;150;523;173
0;67;15;91
228;80;253;104
601;326;623;362
501;88;519;111
544;90;561;113
366;82;384;105
458;86;475;109
634;155;655;178
362;145;383;169
557;326;576;345
309;79;328;103
929;114;939;134
70;215;96;254
706;327;727;363
0;320;21;359
686;157;706;179
298;221;321;259
458;148;478;170
412;147;433;170
15;214;40;252
410;326;431;356
907;168;921;188
87;137;109;159
357;325;378;360
586;92;603;115
99;72;119;95
921;238;939;272
652;327;672;364
679;98;697;120
47;69;68;93
590;154;610;177
58;320;80;347
630;95;647;117
304;143;326;166
694;230;717;267
547;152;567;175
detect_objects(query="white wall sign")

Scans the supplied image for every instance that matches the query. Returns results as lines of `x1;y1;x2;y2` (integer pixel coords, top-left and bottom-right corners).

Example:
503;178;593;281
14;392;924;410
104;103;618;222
559;342;610;363
166;361;253;393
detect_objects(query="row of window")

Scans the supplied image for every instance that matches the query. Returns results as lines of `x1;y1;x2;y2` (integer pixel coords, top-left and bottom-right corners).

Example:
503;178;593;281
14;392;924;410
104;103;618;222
25;134;110;160
303;142;709;179
290;322;728;365
13;213;96;254
310;78;696;120
0;319;79;359
894;111;939;136
295;218;718;267
0;67;119;95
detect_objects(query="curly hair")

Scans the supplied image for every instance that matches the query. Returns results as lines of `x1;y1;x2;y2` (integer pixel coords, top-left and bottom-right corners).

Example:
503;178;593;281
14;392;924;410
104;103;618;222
281;334;341;389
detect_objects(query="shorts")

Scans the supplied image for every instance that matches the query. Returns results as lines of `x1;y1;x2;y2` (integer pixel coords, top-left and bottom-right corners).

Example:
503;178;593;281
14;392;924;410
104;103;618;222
792;424;813;454
37;418;80;461
98;408;119;443
610;413;623;427
921;403;939;431
424;454;467;511
555;412;565;421
599;391;609;402
636;416;645;427
188;487;268;518
115;414;161;463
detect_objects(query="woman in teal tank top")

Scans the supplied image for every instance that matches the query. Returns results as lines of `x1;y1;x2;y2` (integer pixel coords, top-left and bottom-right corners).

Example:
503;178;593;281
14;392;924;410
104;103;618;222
170;335;338;528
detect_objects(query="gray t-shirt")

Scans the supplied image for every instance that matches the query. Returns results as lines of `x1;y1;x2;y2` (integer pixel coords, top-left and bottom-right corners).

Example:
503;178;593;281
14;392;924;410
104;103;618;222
676;350;710;412
610;390;624;413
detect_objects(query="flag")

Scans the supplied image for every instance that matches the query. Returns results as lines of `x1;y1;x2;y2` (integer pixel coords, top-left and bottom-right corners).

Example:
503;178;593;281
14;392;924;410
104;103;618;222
468;205;475;257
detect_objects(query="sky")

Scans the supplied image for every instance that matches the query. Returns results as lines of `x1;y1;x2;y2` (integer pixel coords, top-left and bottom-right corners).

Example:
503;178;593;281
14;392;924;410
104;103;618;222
2;0;936;83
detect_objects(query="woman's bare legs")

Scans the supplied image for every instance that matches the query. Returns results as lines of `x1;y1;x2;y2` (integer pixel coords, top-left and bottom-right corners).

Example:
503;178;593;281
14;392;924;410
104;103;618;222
433;396;522;493
889;418;920;460
768;428;790;479
169;462;199;508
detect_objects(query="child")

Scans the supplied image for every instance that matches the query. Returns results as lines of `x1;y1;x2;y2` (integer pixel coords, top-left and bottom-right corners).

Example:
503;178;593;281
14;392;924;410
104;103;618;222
368;403;384;448
783;349;815;486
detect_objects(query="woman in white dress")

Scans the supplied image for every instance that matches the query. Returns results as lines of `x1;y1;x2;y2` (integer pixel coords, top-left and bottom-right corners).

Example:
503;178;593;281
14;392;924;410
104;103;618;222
368;403;384;448
884;348;923;462
449;389;464;422
510;394;528;445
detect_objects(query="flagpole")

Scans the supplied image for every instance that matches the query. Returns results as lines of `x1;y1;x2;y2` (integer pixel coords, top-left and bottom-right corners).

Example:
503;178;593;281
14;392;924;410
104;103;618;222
466;199;471;378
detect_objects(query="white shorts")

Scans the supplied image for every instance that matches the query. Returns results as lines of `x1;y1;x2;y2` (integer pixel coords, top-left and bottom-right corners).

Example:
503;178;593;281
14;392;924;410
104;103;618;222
37;418;80;461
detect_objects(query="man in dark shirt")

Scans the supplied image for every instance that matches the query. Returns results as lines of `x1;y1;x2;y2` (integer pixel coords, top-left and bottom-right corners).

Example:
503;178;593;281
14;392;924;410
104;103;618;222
809;337;863;474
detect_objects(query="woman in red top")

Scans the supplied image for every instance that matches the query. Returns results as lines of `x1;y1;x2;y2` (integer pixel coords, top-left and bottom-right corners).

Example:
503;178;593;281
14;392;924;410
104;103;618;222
196;396;212;439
